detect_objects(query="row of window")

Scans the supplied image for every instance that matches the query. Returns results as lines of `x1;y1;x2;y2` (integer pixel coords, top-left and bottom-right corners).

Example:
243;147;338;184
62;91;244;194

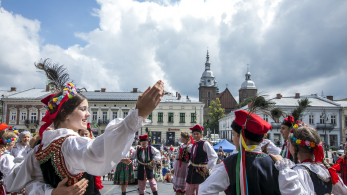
147;113;196;123
92;111;128;121
10;112;45;121
262;114;337;125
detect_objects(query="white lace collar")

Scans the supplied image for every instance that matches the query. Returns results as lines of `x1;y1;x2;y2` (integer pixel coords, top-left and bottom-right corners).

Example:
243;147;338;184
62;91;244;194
41;128;79;150
297;162;331;181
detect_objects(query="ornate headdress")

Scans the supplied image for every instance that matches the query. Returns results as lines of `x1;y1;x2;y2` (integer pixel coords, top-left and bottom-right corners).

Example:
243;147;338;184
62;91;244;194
39;83;79;138
0;124;18;145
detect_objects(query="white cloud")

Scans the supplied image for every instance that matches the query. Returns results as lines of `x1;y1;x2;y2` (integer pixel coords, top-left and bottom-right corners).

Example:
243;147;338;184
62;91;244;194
0;0;347;101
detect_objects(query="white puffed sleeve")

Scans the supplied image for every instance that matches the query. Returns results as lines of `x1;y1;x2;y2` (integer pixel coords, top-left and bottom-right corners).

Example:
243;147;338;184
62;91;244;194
275;159;315;195
203;141;218;169
62;109;150;176
263;139;281;155
0;154;15;177
198;161;229;195
151;146;161;161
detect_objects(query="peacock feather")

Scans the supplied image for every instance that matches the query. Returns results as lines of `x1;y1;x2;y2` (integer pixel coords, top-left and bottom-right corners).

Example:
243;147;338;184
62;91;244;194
291;98;311;122
35;58;72;91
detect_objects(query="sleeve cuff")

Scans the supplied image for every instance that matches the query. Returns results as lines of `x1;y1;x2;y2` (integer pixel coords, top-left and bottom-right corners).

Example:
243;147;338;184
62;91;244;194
275;158;295;171
46;188;54;195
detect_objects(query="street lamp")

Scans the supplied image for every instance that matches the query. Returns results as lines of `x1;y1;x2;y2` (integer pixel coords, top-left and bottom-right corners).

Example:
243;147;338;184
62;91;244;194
322;109;330;157
195;107;197;124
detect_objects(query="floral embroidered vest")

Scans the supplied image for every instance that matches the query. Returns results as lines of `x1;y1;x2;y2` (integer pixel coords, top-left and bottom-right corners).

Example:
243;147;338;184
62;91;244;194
35;135;100;195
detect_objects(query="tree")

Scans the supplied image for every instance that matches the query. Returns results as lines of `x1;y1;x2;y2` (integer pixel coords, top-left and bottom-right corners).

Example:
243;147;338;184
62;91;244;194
204;98;225;134
237;97;253;108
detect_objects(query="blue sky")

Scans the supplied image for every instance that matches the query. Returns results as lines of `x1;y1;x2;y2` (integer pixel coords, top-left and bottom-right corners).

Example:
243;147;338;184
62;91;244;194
1;0;100;49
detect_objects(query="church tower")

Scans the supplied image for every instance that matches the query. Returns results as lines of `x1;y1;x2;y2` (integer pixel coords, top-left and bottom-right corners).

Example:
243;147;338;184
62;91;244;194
199;50;218;120
239;66;257;103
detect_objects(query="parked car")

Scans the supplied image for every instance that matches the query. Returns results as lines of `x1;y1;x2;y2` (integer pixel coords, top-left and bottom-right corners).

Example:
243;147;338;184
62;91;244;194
336;149;345;156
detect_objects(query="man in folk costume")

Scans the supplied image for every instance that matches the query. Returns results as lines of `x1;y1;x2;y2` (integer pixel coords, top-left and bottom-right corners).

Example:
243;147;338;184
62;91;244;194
198;110;281;195
186;124;217;195
131;134;161;195
280;115;294;160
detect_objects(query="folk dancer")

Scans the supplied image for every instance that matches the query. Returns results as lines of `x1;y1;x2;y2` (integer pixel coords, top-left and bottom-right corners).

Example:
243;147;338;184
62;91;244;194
199;110;281;195
186;124;217;195
131;134;161;195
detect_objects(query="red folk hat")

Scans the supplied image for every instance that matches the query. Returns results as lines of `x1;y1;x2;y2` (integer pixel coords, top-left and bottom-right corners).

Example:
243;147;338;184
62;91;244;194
233;110;272;135
190;124;204;133
139;134;149;142
282;115;294;127
0;123;8;131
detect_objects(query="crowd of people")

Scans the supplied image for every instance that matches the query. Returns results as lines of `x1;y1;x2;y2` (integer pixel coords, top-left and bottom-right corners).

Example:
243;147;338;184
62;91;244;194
0;79;346;195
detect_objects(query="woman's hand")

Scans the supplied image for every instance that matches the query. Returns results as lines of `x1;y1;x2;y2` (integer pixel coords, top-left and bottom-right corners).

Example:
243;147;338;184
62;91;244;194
52;178;88;195
136;80;165;120
269;154;283;163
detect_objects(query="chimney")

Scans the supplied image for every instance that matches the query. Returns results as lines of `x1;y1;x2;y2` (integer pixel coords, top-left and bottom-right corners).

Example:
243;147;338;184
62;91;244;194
247;102;252;108
176;92;178;97
295;93;300;98
326;95;333;101
178;93;181;100
46;85;50;91
276;93;282;99
101;88;106;92
133;88;138;93
10;87;16;91
186;95;189;100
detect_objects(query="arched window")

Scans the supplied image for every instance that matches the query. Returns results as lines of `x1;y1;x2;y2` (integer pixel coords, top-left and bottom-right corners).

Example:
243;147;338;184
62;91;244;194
208;91;211;97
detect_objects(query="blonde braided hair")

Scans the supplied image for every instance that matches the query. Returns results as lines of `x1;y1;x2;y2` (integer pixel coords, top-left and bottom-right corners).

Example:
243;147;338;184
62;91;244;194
0;130;17;155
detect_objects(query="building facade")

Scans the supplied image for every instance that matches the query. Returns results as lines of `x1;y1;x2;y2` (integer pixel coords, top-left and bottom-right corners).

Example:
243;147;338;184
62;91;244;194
2;88;51;133
2;88;204;145
335;100;347;144
0;87;20;123
219;94;343;147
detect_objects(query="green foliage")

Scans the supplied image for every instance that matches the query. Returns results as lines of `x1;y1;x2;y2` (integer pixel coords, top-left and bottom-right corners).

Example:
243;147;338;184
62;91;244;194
237;97;253;108
204;98;225;134
291;98;311;122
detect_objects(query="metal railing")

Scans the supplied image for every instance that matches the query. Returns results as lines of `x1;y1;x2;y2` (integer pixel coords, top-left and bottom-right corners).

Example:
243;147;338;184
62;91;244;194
316;123;334;130
25;120;39;125
98;119;109;125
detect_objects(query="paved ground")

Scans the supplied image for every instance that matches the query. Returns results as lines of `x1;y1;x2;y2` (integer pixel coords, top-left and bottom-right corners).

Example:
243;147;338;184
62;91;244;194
100;177;225;195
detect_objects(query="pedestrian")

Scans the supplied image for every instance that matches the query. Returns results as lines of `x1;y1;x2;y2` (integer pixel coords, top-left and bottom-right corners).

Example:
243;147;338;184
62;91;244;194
173;131;192;195
162;155;170;178
280;115;294;160
163;169;172;183
333;151;338;163
170;145;174;152
10;130;32;163
114;148;135;195
131;134;161;195
160;144;164;152
199;110;281;195
4;80;164;194
0;124;19;195
186;124;217;195
270;125;347;194
336;143;347;185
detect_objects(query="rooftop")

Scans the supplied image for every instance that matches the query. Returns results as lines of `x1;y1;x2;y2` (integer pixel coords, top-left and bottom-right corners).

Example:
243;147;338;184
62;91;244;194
219;94;341;121
3;88;203;104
